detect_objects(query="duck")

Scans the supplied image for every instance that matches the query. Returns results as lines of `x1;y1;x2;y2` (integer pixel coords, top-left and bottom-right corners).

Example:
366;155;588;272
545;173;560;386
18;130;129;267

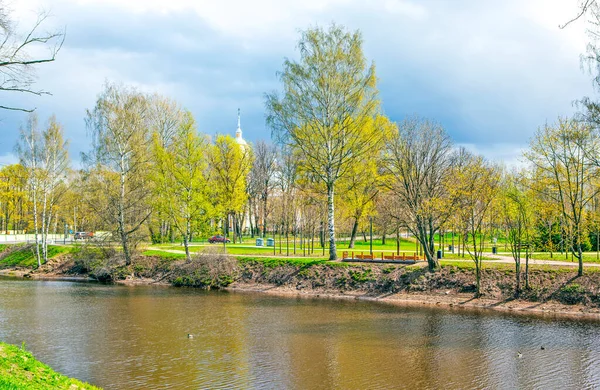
187;334;194;339
517;351;523;358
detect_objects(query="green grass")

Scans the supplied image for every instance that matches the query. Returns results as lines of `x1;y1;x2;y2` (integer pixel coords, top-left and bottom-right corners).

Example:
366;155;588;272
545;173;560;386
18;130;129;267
525;251;600;264
142;250;187;260
0;245;73;268
237;256;346;268
0;342;100;390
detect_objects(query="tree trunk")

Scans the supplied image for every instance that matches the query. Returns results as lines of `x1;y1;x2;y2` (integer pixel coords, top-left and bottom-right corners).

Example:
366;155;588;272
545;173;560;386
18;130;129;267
32;181;41;268
515;260;521;298
263;196;268;238
525;247;530;290
475;261;481;297
348;218;358;249
119;161;131;266
41;189;48;264
577;244;583;277
382;231;386;245
327;184;337;260
183;217;191;262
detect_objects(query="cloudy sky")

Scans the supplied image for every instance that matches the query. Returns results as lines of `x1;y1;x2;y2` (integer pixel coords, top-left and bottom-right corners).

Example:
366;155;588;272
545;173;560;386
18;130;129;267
1;0;596;166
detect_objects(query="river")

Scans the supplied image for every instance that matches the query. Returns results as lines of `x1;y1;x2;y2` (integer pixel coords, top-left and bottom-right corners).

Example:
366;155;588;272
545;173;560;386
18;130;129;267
0;277;599;389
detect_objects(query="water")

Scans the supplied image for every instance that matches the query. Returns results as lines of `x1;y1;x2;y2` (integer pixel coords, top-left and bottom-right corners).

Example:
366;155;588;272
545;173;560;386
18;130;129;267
0;277;599;389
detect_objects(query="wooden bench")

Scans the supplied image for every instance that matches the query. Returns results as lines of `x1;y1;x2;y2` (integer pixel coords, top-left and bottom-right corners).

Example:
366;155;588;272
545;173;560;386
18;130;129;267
342;251;421;262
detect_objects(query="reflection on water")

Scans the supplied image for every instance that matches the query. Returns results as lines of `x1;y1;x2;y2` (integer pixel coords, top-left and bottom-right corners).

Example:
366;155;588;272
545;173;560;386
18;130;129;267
0;277;599;389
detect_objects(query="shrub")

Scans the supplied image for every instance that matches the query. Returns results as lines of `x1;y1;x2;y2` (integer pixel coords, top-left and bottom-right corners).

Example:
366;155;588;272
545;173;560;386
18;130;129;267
556;283;587;305
170;249;239;289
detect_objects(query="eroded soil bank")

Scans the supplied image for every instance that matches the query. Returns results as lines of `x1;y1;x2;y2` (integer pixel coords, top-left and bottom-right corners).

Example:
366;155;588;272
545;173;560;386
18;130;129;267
2;246;600;319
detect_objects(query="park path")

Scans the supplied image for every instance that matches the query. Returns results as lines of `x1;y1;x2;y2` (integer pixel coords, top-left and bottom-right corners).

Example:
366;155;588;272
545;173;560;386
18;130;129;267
484;254;600;268
156;249;600;267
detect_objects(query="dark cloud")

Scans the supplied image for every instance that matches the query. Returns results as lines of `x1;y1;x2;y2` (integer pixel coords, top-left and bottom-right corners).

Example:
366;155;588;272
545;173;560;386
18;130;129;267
0;0;595;165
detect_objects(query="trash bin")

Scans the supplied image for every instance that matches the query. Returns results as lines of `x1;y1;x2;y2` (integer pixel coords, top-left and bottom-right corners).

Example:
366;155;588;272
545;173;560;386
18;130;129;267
266;238;275;247
448;245;453;252
437;249;443;259
492;246;497;255
256;238;264;247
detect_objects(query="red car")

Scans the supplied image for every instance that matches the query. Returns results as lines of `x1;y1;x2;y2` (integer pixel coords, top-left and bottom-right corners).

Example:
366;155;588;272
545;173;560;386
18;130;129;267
208;235;230;244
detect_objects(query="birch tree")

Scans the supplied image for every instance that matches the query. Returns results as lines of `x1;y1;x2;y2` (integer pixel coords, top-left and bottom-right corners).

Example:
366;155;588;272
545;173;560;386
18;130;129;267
15;113;41;266
84;83;151;266
38;116;69;262
266;24;386;260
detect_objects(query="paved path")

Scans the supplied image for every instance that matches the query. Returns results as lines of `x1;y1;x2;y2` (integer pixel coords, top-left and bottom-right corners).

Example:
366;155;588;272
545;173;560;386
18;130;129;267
156;249;600;267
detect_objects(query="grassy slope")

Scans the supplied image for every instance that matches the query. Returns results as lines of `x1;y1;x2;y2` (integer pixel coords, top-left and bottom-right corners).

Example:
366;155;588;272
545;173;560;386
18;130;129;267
0;245;73;268
0;342;100;390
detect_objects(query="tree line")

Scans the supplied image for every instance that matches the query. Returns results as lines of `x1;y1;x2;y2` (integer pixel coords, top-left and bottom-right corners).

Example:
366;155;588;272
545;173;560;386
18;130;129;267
5;17;600;297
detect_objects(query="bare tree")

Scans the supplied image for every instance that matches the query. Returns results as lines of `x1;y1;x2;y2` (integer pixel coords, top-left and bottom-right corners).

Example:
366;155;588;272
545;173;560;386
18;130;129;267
383;118;459;271
0;1;65;112
248;141;278;238
525;117;600;276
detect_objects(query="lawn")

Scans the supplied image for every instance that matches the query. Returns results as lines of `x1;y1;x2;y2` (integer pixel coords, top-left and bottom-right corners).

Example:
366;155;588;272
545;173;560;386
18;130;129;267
0;245;73;268
0;342;100;390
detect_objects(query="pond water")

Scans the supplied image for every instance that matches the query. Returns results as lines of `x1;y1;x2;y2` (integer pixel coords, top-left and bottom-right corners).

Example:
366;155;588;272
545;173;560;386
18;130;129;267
0;277;599;389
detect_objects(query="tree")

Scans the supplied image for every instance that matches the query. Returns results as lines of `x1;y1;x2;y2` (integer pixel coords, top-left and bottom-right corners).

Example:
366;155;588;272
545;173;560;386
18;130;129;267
340;157;380;249
453;151;500;296
525;117;600;276
266;24;386;260
0;1;65;112
38;116;69;263
84;83;151;266
384;118;459;271
500;172;535;296
208;135;252;244
146;95;184;244
15;113;42;266
152;111;211;261
0;164;28;233
248;141;278;238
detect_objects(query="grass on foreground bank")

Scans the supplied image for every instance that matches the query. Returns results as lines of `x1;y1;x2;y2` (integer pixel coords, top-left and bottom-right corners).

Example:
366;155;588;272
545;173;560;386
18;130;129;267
0;342;99;390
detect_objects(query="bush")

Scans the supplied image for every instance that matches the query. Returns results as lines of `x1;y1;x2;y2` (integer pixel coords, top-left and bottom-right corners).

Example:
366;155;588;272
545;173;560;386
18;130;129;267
72;243;124;282
556;283;587;305
170;249;239;289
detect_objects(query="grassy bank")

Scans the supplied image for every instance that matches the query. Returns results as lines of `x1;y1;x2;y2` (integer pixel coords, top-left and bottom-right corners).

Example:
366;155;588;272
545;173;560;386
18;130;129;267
0;244;73;268
0;342;99;390
3;244;600;310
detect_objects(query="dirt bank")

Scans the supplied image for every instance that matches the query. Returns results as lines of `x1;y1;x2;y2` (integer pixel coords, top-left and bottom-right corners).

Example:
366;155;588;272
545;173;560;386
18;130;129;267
3;251;600;319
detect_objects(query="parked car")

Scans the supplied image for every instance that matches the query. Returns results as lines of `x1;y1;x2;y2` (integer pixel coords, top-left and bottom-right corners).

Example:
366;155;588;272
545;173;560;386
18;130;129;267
208;235;230;244
74;231;94;240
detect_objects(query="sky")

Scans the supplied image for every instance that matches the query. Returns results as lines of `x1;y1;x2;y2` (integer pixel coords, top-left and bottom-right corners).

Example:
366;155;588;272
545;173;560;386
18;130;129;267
0;0;596;167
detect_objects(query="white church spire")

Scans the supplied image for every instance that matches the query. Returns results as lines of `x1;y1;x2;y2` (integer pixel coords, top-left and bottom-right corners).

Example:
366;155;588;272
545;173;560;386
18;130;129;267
235;108;247;148
236;108;242;139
